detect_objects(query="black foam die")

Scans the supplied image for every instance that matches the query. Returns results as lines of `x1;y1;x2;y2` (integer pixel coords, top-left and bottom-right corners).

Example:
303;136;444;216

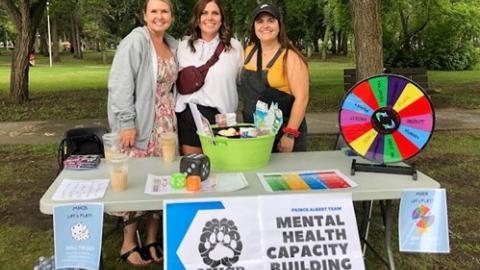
180;153;210;181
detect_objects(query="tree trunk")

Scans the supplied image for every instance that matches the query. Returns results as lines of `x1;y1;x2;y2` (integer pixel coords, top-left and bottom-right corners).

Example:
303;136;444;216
341;32;348;55
337;32;344;55
331;31;337;55
68;31;74;54
321;24;331;61
351;0;383;80
100;42;107;64
51;15;60;62
74;15;82;59
70;13;82;59
306;43;312;58
39;32;48;56
70;14;77;58
313;38;319;53
3;0;48;103
10;32;32;103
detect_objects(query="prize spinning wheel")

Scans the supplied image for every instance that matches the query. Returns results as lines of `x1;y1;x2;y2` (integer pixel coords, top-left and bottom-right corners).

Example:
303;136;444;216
339;74;435;164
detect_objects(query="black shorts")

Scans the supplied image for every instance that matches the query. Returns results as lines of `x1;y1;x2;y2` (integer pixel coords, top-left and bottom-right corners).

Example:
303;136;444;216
176;105;219;147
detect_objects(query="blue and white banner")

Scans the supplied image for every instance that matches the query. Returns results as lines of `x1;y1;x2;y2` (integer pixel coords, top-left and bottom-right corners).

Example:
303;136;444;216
164;193;364;270
53;203;104;270
399;189;450;253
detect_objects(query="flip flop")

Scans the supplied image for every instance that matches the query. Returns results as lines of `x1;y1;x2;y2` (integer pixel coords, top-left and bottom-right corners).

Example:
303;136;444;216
144;242;163;263
119;246;150;266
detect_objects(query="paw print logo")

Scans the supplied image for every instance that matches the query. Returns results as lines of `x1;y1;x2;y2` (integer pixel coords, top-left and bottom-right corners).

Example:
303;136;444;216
198;218;242;267
71;223;89;241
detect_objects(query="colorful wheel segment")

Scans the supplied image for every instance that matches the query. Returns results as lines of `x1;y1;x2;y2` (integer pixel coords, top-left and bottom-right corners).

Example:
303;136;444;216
412;205;435;233
339;74;435;163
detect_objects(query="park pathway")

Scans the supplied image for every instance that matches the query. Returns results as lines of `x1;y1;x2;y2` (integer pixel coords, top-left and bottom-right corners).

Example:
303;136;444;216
0;108;479;144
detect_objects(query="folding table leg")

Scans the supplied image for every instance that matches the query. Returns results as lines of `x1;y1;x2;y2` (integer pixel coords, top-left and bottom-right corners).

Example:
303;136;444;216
99;251;104;270
361;200;396;269
361;200;374;256
383;200;396;270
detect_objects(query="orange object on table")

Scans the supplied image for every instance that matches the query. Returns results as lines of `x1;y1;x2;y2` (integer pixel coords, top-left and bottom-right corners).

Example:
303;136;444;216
186;175;201;192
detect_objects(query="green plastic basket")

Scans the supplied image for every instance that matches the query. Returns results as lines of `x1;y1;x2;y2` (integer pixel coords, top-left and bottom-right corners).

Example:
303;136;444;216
198;127;275;171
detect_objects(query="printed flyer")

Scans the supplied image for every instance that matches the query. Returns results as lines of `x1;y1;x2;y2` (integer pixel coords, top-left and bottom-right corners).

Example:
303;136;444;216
399;189;449;253
258;170;358;192
53;203;104;270
164;193;365;270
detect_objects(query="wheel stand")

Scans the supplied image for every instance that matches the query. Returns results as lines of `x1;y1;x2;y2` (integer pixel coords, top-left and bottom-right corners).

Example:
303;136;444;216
351;159;417;180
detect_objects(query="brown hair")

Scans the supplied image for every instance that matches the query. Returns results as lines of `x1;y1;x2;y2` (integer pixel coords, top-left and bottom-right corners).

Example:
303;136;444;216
143;0;174;16
186;0;232;53
249;11;308;70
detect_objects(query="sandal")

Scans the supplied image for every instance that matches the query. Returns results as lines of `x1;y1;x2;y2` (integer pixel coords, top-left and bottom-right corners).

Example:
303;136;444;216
144;242;163;263
119;246;151;266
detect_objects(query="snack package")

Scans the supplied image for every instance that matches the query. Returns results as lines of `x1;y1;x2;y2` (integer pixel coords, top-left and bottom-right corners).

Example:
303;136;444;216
200;115;214;137
272;108;283;134
239;127;258;138
257;128;272;136
215;113;237;128
189;103;214;137
253;101;283;135
264;102;277;129
63;155;101;170
253;100;269;129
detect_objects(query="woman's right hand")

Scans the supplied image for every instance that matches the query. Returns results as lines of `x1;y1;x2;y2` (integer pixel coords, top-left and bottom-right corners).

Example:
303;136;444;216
120;128;136;149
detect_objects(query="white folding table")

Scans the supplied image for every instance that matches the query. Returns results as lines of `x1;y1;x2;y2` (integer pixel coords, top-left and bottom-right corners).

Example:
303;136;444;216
40;151;441;269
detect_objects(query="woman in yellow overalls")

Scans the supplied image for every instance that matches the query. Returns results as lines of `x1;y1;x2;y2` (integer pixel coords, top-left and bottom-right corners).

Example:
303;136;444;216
241;3;309;152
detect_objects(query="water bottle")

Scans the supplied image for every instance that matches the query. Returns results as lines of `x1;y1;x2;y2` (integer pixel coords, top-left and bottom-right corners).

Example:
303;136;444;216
37;256;46;266
39;260;50;270
49;255;55;269
35;255;56;270
35;256;46;270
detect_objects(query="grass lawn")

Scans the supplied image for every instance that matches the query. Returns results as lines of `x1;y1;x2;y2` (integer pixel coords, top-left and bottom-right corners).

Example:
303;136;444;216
0;51;113;92
0;52;111;121
0;131;479;269
0;50;479;269
1;52;480;121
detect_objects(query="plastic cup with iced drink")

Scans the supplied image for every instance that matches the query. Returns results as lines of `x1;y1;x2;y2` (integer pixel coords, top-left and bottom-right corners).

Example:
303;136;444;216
109;153;128;192
102;132;120;161
160;132;177;163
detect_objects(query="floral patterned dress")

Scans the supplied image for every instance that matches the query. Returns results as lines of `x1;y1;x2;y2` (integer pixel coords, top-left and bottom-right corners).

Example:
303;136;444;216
127;56;178;158
114;56;178;220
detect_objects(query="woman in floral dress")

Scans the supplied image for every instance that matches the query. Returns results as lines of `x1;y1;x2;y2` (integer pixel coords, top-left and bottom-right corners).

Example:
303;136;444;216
107;0;178;266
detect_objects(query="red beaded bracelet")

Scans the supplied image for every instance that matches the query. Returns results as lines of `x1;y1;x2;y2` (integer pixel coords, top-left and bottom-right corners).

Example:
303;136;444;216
282;127;301;138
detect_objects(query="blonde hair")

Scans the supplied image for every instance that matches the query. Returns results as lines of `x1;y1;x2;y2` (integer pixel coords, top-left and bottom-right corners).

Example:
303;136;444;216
144;0;174;16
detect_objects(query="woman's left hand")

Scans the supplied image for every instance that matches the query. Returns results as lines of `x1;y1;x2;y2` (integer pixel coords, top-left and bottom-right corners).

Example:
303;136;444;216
277;135;294;152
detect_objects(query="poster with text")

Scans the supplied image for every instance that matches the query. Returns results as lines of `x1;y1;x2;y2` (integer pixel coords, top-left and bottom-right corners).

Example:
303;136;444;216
164;193;365;270
399;189;450;253
260;193;365;270
53;203;104;270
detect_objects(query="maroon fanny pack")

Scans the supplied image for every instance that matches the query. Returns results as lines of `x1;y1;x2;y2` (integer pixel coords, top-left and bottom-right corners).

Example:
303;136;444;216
176;42;225;95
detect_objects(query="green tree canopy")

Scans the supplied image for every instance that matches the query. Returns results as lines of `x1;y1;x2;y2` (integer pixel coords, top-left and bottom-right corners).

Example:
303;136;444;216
383;0;480;70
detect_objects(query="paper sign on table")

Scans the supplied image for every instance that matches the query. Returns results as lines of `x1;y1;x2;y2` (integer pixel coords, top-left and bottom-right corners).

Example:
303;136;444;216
54;203;104;270
145;173;248;195
51;179;109;201
399;189;450;253
258;170;358;192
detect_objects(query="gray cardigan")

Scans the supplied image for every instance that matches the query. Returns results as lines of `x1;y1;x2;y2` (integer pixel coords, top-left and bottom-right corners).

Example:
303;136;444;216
108;26;178;150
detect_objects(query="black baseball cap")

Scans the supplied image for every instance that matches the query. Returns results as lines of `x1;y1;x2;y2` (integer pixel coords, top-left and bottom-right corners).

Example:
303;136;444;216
252;3;281;20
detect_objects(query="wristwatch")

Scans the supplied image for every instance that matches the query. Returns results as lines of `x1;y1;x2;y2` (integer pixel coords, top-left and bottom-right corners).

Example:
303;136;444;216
284;132;295;139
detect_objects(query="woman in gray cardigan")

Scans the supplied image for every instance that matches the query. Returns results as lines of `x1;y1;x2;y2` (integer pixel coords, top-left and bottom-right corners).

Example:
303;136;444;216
107;0;178;266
